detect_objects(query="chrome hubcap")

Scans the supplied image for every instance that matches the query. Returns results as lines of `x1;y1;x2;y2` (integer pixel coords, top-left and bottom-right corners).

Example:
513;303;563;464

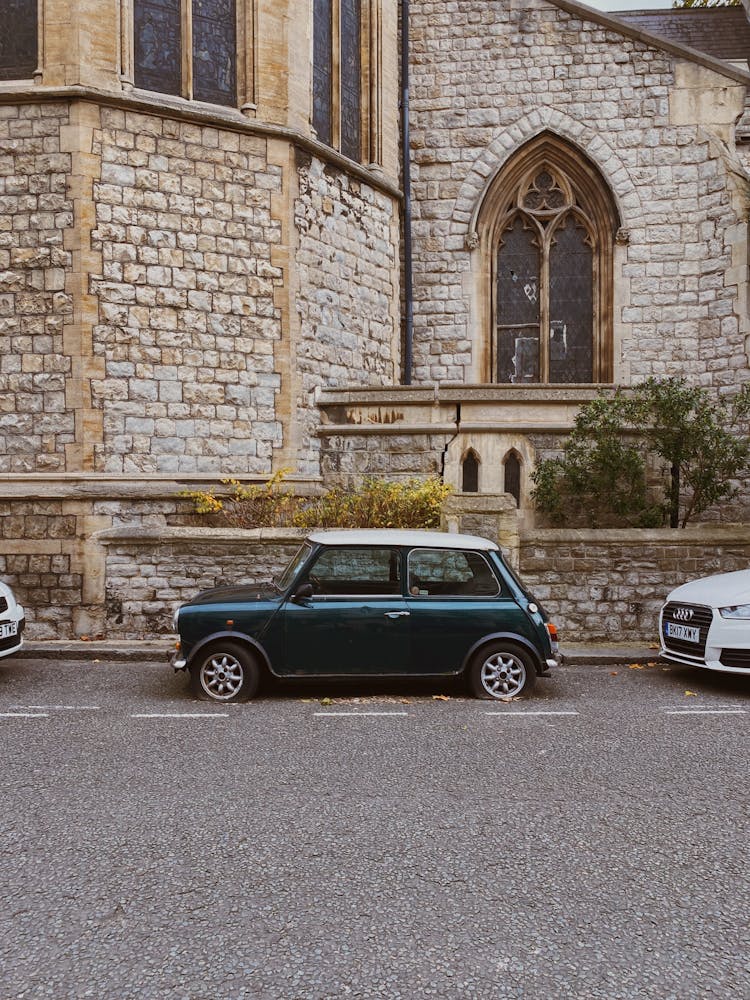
480;652;525;698
200;652;244;700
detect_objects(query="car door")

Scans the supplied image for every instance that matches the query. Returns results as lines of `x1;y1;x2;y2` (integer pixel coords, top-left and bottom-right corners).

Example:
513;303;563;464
405;547;526;674
283;545;411;675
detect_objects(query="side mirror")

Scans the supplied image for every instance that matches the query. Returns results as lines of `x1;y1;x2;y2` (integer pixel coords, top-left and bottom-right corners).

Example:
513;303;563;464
292;582;314;602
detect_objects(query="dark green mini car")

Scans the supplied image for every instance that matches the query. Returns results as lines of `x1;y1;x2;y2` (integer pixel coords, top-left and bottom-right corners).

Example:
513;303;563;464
170;529;561;702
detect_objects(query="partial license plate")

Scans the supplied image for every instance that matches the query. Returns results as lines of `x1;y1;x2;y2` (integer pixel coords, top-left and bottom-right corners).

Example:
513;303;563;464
665;621;700;644
0;621;18;639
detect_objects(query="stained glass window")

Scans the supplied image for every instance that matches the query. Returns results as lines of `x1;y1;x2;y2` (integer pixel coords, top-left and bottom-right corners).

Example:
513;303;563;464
496;217;541;384
134;0;182;97
549;215;593;384
340;0;361;161
193;0;236;106
495;167;598;384
313;0;333;145
0;0;37;81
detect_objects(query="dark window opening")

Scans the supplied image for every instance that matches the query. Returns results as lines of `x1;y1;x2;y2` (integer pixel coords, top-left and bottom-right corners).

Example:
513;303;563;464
0;0;37;80
503;452;521;507
462;451;479;493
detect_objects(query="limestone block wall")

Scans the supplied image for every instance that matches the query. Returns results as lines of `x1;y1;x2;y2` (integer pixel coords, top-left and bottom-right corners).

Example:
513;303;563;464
294;153;400;475
519;525;750;642
89;107;285;475
0;102;75;471
407;0;750;392
101;527;306;638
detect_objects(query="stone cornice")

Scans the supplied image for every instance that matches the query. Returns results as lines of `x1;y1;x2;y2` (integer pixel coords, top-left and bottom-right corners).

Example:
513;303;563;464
552;0;750;86
0;83;403;201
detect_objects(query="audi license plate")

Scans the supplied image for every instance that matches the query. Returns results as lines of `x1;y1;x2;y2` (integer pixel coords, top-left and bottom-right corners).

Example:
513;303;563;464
665;621;700;644
0;621;17;639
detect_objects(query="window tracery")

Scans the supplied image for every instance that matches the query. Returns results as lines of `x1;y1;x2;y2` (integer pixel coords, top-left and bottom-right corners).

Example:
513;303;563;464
477;134;618;385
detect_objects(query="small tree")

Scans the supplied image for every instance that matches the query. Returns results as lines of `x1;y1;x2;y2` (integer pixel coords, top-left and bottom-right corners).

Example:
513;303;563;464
532;378;750;528
672;0;741;8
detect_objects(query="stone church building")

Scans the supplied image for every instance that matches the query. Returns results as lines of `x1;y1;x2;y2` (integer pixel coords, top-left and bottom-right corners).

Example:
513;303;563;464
2;0;750;638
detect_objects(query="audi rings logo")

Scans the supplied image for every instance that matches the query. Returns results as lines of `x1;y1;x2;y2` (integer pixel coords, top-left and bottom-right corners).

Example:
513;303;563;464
674;607;694;622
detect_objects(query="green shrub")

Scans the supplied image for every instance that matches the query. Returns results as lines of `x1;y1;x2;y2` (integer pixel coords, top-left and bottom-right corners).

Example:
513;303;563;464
531;378;750;528
182;473;451;530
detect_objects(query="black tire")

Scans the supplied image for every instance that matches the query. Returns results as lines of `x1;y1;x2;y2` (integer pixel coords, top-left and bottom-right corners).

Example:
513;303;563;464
190;642;261;703
468;641;537;700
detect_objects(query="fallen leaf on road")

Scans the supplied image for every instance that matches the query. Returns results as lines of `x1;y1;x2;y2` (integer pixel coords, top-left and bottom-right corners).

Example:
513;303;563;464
684;690;698;697
609;671;618;676
432;694;450;701
319;697;333;706
628;662;644;670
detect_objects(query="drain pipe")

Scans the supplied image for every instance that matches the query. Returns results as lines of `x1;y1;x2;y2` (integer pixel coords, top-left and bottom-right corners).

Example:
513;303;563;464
401;0;413;385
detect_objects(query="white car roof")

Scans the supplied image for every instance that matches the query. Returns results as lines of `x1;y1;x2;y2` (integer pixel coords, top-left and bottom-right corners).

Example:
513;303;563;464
306;529;499;551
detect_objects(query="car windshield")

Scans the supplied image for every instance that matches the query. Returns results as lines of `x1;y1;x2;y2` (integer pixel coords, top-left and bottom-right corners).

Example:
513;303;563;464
275;542;313;591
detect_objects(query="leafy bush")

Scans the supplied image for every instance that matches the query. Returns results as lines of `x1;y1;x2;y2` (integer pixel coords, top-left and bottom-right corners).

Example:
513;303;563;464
182;473;451;530
532;378;750;528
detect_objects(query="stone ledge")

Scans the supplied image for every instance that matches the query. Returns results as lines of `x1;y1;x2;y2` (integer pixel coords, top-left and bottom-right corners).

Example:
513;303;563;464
521;525;750;544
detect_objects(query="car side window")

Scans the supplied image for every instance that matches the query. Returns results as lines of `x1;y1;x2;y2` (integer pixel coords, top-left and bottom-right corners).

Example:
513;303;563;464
407;549;500;598
307;547;401;596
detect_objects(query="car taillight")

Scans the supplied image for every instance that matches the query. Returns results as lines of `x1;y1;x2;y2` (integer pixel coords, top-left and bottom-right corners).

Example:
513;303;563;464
546;623;559;645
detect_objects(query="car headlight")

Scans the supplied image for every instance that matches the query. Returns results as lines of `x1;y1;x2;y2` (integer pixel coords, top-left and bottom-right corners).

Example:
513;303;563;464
719;603;750;619
172;607;181;631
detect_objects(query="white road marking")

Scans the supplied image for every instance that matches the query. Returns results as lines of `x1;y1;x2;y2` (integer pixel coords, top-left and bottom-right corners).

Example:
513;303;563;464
664;709;746;715
0;712;48;718
11;705;101;711
314;711;409;717
485;710;579;716
131;713;229;719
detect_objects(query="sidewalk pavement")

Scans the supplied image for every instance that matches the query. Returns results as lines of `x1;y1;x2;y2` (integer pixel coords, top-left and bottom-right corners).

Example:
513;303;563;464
15;640;661;666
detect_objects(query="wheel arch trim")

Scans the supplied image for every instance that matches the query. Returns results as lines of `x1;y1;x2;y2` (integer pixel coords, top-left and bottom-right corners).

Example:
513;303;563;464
185;631;275;676
460;632;544;676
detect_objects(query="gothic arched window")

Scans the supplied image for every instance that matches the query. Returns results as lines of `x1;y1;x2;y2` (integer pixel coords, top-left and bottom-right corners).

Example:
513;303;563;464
0;0;37;80
478;134;618;385
462;450;480;493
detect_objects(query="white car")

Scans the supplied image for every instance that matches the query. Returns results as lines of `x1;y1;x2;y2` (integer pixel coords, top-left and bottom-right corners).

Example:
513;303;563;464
660;569;750;675
0;581;25;659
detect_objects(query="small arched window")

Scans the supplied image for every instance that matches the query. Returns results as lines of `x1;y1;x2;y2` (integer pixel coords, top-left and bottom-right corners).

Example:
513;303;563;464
477;133;619;385
503;451;521;507
462;450;480;493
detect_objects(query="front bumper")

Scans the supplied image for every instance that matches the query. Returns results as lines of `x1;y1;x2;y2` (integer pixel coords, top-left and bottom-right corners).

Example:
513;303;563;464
169;647;187;672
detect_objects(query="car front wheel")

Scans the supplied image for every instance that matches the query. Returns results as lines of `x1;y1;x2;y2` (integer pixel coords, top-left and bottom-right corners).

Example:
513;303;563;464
469;642;536;700
190;642;260;703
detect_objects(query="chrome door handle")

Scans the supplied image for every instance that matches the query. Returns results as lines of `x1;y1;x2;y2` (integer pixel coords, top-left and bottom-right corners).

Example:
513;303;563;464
384;611;410;619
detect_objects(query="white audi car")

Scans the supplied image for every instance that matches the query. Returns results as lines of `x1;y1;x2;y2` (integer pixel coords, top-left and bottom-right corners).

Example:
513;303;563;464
660;569;750;675
0;581;25;659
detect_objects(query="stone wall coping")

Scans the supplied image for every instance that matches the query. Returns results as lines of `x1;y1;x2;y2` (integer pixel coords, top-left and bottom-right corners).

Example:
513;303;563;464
0;84;402;201
552;0;750;86
0;474;322;500
97;526;309;546
319;385;613;406
521;525;750;544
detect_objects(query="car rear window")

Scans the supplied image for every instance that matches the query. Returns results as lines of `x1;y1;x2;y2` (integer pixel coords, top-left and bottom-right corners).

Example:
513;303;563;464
407;549;500;597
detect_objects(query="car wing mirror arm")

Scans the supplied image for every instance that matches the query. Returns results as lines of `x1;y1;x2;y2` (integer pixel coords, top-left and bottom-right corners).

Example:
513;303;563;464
292;582;314;603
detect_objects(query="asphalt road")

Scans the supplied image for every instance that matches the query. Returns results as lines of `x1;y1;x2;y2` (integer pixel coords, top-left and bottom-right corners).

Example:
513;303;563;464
0;657;748;1000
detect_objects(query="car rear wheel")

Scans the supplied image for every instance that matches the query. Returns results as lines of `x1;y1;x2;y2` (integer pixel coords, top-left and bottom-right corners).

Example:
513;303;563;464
468;641;536;700
190;642;260;703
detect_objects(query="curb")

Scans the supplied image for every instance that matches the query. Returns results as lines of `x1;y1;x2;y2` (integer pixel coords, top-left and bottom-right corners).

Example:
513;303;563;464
15;641;660;666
